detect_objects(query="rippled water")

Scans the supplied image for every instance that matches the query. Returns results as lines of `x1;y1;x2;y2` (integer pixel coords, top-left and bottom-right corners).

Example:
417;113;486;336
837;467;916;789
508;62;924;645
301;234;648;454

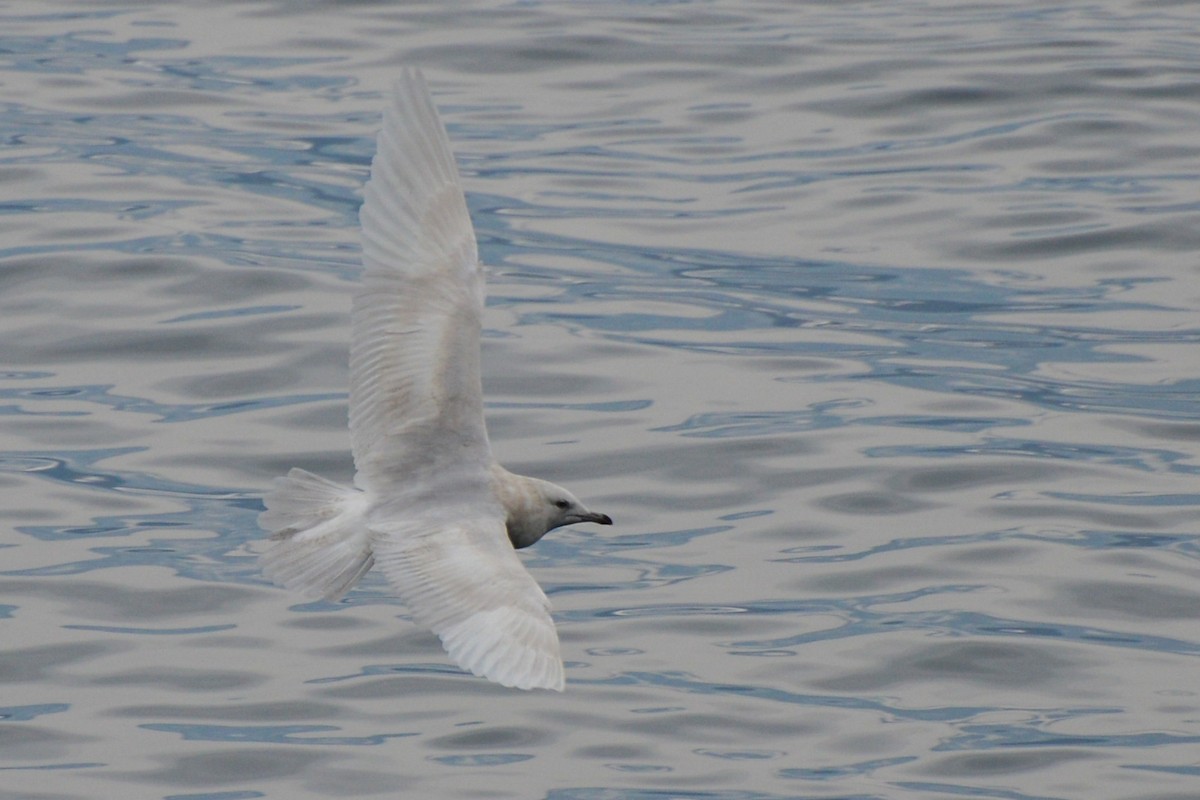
3;2;1200;799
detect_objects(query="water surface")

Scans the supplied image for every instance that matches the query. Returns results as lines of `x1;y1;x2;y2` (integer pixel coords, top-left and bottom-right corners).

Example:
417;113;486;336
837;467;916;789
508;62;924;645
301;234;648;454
2;2;1199;799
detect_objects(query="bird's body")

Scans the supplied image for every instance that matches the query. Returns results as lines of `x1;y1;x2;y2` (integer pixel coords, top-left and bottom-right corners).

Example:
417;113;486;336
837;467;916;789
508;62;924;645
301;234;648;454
259;69;611;692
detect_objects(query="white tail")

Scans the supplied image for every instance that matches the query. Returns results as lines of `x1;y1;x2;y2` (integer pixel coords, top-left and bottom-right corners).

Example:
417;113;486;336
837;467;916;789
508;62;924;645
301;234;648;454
258;468;374;601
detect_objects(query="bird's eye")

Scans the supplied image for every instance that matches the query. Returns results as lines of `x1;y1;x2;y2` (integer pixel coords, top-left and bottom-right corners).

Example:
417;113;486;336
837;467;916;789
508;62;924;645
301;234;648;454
554;499;570;510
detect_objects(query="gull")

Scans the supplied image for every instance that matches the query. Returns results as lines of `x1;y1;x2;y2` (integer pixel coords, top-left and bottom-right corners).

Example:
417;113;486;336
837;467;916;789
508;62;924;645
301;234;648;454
258;69;612;691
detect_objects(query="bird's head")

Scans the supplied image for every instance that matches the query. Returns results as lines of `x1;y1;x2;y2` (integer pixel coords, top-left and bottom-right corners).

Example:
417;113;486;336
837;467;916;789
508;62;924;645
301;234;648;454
494;469;612;549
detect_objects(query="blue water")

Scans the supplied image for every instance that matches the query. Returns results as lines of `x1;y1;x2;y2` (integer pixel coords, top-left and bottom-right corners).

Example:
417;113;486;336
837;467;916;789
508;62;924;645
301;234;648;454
3;2;1200;799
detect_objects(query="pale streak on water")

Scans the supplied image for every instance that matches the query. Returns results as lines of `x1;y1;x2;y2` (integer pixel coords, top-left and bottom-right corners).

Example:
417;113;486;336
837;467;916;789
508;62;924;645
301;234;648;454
1;2;1199;799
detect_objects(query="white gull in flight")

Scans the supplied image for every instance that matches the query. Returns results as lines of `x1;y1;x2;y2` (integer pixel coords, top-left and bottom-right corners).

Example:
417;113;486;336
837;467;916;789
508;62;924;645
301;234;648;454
259;69;612;691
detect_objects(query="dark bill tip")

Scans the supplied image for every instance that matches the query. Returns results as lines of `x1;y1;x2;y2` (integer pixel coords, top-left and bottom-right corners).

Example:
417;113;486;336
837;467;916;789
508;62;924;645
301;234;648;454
590;513;613;526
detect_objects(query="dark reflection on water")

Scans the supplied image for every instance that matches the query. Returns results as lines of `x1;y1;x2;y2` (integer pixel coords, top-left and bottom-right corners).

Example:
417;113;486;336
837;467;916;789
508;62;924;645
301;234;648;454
3;2;1200;800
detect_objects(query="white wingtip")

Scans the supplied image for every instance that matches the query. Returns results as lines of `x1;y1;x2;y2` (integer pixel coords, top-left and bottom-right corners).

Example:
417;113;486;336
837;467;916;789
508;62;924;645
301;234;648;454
439;607;565;691
359;68;478;279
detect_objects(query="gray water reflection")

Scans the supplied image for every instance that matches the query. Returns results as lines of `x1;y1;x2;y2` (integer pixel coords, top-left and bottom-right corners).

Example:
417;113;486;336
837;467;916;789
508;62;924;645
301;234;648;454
3;2;1200;800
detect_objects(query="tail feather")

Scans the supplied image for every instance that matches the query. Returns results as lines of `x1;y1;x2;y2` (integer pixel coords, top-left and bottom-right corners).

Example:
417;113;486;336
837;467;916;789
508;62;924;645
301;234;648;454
258;468;374;601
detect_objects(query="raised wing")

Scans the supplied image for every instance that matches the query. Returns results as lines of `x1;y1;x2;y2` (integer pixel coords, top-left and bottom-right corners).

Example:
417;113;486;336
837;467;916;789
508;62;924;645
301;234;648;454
352;70;562;691
372;513;565;691
351;69;489;487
